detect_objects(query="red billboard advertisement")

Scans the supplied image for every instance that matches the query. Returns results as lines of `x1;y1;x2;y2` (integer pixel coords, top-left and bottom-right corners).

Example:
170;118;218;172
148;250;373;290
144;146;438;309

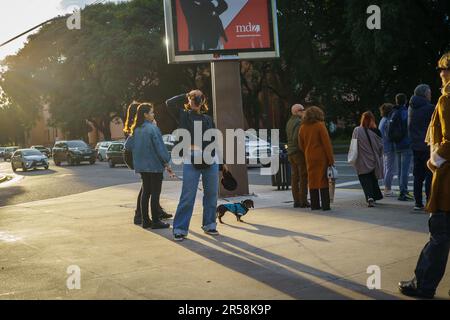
164;0;279;63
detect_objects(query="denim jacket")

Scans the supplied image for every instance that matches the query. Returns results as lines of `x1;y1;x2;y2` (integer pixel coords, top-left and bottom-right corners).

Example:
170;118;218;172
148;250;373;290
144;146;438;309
124;121;171;173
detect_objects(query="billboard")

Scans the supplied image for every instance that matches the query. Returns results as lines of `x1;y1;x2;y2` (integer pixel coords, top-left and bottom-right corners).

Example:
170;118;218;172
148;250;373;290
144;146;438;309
164;0;280;64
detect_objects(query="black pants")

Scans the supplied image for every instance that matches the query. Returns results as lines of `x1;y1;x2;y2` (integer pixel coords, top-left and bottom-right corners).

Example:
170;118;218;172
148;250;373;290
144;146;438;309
413;150;432;207
358;171;383;201
415;212;450;294
140;172;163;223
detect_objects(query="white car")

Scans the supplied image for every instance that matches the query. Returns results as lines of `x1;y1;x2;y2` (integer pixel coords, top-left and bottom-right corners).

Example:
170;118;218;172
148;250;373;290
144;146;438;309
245;131;278;167
96;141;112;161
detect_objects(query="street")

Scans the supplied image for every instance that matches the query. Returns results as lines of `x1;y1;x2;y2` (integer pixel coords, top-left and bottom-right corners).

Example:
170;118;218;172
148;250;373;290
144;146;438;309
0;154;414;208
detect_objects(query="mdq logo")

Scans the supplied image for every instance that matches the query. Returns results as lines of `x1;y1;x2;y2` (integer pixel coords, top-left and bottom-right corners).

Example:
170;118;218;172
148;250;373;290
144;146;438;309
236;22;261;33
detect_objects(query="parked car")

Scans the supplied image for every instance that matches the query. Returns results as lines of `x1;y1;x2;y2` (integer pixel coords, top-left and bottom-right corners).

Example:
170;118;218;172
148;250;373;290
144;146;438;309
245;131;277;167
31;145;52;158
0;147;6;158
162;134;177;152
52;140;96;166
3;146;19;161
106;142;126;168
11;149;49;172
96;141;112;161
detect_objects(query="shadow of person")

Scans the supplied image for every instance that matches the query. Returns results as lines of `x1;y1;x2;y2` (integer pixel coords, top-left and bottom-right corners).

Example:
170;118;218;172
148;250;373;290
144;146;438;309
223;221;329;242
182;230;402;300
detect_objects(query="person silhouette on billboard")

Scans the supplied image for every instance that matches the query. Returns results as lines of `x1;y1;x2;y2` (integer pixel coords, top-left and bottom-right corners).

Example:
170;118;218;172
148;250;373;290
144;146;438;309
180;0;229;51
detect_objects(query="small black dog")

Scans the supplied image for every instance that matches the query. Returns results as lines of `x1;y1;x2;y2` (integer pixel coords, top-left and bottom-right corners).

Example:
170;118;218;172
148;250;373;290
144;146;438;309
217;199;255;223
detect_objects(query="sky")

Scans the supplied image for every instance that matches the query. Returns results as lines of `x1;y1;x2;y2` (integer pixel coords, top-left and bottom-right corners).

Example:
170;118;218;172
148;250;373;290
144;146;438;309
0;0;129;62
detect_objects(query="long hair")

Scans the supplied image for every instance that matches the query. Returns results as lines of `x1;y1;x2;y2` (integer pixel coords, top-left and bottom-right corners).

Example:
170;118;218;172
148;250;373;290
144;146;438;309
360;111;376;129
130;103;153;136
302;106;325;124
184;92;209;113
124;101;141;136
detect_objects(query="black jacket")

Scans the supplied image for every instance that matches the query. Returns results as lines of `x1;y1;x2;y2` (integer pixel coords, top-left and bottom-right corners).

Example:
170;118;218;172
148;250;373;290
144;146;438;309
180;0;228;50
408;95;435;152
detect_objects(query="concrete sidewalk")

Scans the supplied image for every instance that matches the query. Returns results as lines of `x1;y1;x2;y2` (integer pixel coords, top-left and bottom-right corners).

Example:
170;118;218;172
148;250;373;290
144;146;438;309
1;181;449;300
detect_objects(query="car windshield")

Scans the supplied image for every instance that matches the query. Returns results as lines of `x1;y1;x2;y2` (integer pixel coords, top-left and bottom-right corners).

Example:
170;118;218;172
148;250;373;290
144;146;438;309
109;144;123;152
67;141;88;148
22;150;43;156
33;146;45;150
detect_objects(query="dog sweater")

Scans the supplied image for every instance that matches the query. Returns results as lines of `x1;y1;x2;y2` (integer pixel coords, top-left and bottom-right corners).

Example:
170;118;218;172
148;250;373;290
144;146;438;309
223;203;248;216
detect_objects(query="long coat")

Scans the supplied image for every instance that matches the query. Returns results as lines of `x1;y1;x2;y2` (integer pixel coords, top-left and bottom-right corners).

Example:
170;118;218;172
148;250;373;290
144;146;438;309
299;121;335;189
351;127;384;179
426;82;450;213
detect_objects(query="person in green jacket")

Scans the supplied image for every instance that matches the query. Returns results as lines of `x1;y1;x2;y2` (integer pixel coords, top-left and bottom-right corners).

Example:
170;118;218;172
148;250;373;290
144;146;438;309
285;104;309;208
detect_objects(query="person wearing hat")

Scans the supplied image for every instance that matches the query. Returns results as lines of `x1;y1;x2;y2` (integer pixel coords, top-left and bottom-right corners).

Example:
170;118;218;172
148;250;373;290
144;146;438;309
408;84;435;211
166;89;228;242
399;52;450;299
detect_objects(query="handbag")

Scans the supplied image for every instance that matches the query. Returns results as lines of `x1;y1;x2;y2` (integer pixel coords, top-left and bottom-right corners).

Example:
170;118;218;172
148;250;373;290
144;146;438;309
123;149;134;170
347;138;358;165
364;128;383;179
327;165;338;180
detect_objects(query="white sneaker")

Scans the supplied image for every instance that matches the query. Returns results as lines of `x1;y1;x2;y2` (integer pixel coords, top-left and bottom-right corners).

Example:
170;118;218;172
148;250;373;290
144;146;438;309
384;190;396;197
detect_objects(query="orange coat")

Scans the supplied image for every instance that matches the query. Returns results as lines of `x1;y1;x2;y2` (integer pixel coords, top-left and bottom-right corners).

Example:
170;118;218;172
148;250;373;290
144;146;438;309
299;121;335;189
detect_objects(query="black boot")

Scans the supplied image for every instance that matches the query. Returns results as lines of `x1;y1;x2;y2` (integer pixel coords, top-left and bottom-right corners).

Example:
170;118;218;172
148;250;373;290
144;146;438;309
320;188;331;211
310;189;321;210
133;210;142;225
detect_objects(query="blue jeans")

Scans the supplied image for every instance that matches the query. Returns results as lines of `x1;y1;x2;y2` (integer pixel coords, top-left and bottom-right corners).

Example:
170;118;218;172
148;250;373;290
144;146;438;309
173;163;219;236
396;149;412;196
383;151;396;191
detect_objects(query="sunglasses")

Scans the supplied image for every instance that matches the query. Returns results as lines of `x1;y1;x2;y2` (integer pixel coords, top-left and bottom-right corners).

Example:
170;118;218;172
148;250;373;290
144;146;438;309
189;95;204;105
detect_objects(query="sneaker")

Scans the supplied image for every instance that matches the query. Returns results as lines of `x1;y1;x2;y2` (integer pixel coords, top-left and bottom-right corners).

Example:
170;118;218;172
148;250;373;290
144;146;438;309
151;221;170;229
173;234;185;242
413;205;425;211
368;198;375;208
405;193;414;200
384;190;395;197
398;279;434;299
204;229;220;236
159;211;173;220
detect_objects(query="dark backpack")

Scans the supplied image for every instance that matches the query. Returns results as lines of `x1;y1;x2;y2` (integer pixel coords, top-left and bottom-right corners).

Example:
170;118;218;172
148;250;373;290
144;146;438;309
387;109;407;143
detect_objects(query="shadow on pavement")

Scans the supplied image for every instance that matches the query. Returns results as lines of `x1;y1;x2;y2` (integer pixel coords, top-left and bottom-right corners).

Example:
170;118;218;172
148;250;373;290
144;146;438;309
14;168;57;176
154;229;403;300
223;222;329;242
0;185;26;207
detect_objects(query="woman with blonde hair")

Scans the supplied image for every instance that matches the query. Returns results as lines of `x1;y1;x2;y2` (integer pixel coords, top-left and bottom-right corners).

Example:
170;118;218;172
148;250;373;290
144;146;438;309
299;106;335;211
166;90;228;241
351;111;384;207
399;52;450;299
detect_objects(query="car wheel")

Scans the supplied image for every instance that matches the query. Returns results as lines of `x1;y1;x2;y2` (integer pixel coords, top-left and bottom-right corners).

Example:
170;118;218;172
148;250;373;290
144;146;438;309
98;154;103;161
68;156;74;166
90;159;96;165
22;163;27;172
108;159;115;168
44;166;49;170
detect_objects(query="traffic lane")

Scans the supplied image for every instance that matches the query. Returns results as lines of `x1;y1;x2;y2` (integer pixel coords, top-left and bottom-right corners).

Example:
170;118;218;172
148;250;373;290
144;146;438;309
0;160;140;207
0;160;272;207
